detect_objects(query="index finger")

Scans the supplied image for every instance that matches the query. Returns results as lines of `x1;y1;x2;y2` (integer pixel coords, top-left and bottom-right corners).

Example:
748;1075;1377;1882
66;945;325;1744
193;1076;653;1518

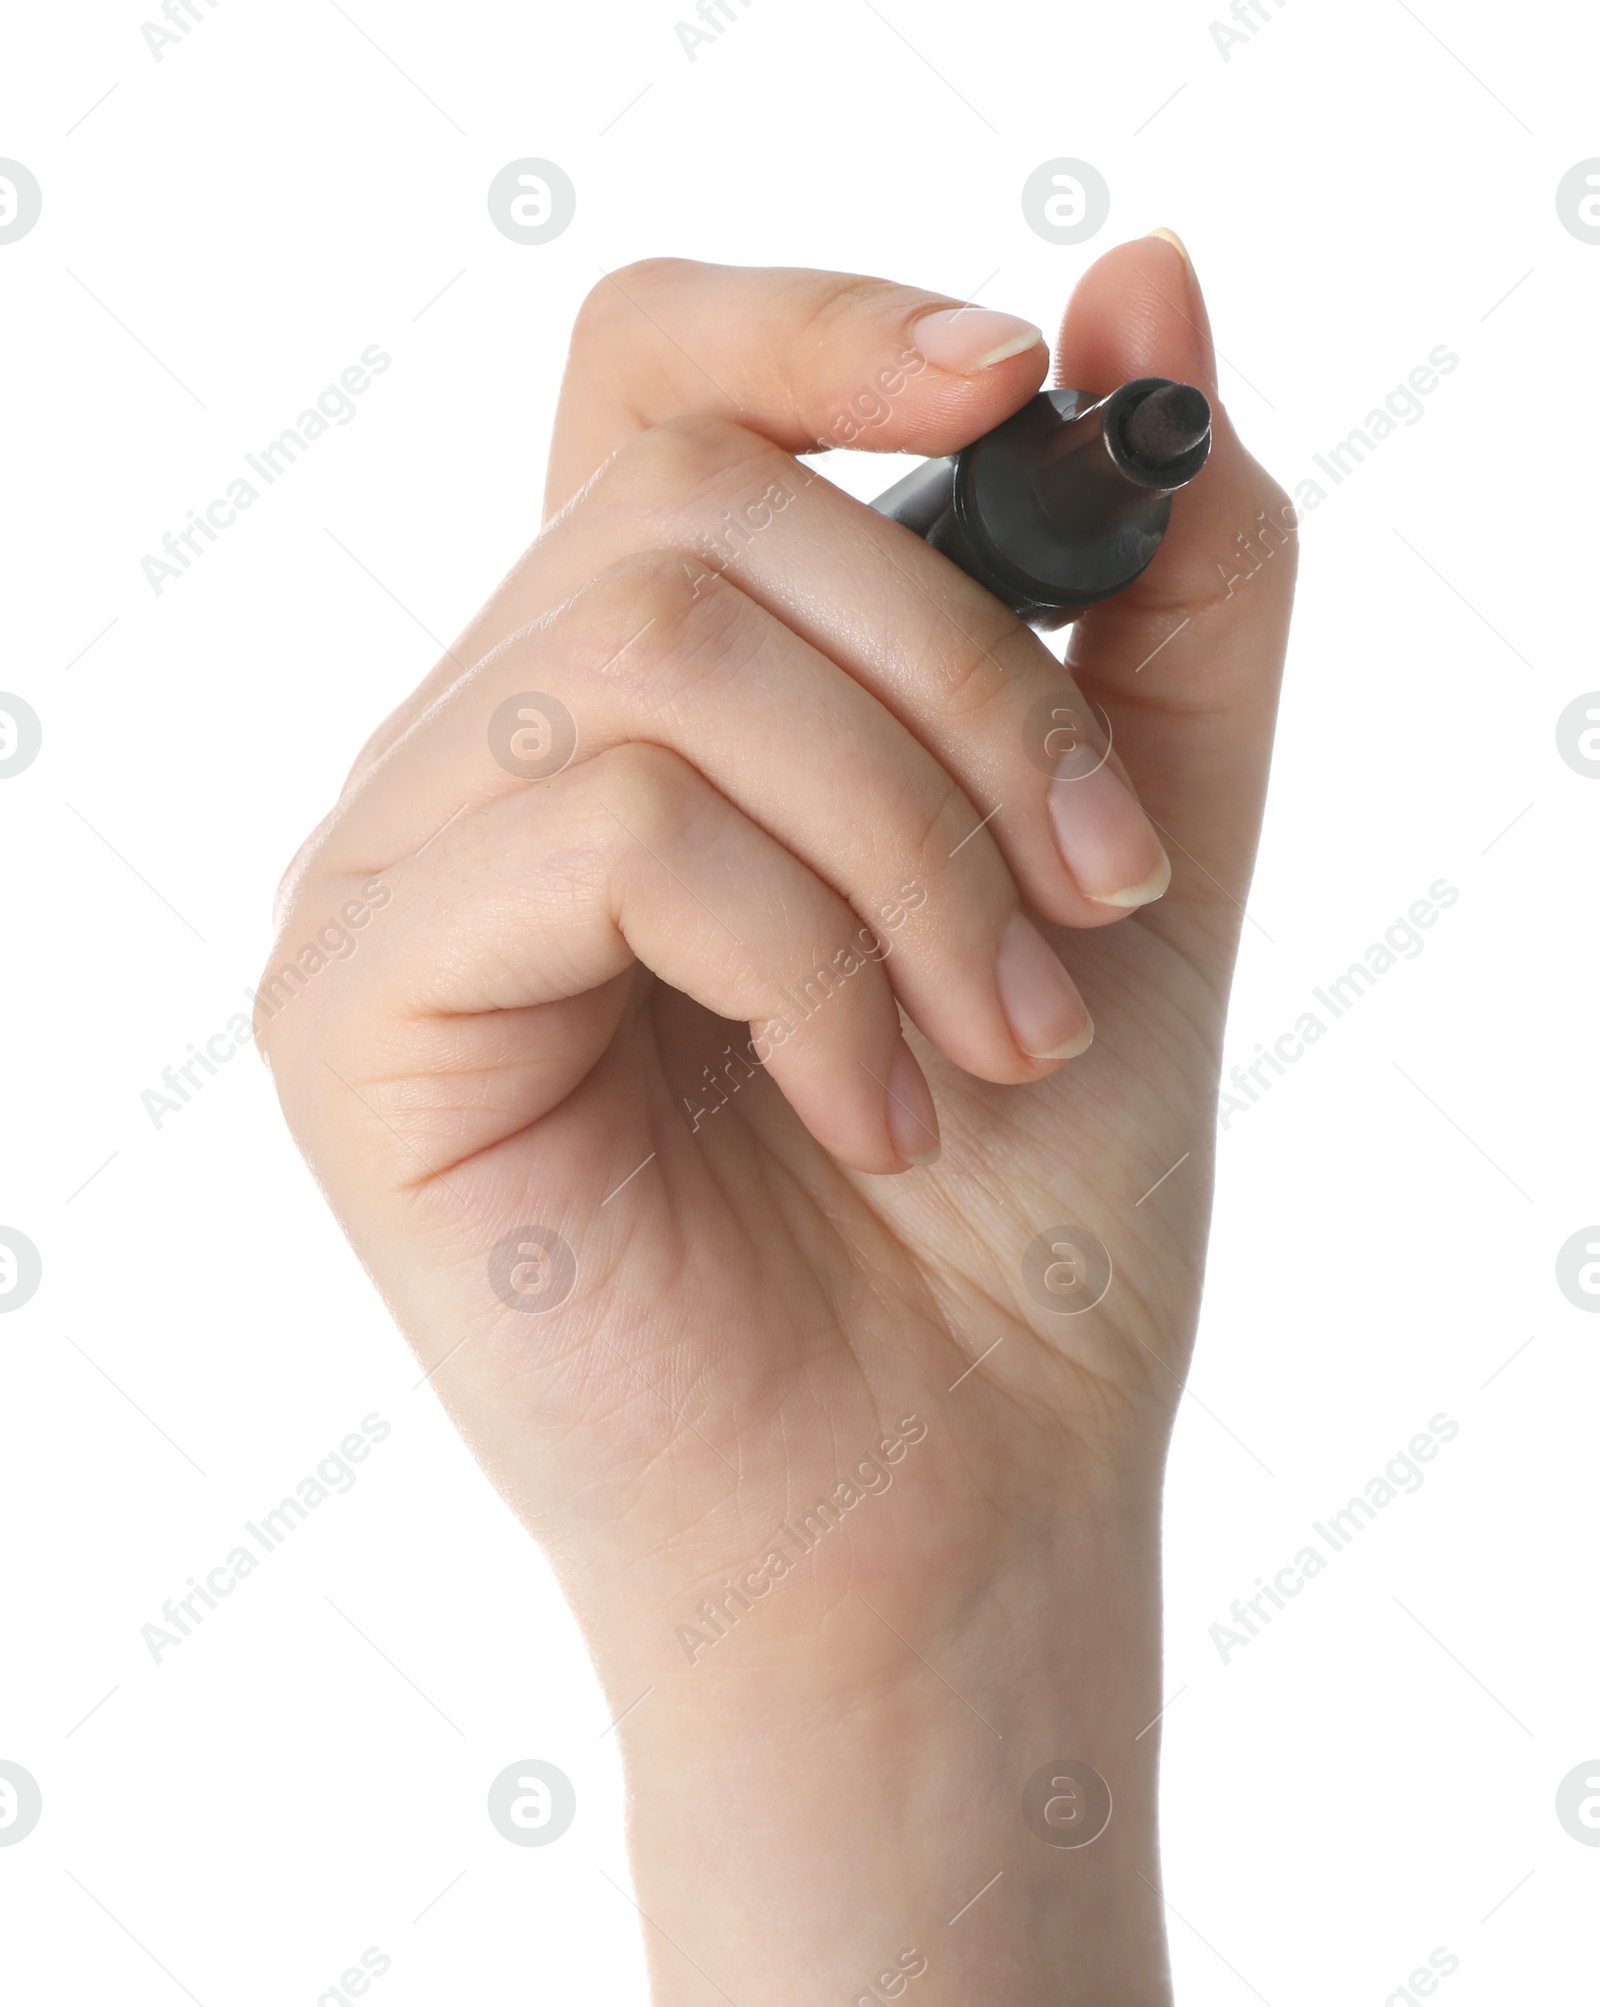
331;262;1055;794
545;258;1050;514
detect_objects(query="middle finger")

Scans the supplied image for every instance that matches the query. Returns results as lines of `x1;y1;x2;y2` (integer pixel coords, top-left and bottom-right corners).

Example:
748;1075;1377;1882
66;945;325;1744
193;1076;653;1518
362;414;1172;926
319;548;1096;1085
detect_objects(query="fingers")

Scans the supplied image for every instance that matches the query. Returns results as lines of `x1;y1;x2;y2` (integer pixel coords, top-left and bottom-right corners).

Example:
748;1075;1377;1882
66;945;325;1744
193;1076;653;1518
556;426;1172;922
270;743;940;1179
346;263;1047;785
1054;232;1296;679
313;552;1095;1090
1050;233;1298;963
345;418;1170;929
547;258;1050;514
349;260;1043;782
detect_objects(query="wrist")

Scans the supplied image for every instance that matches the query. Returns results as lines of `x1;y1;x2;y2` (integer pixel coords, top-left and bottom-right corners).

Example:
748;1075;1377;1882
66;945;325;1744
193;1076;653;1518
598;1489;1173;2006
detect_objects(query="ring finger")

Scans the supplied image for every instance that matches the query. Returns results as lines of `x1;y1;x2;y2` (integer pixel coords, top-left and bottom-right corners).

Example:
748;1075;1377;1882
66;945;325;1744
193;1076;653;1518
315;550;1094;1085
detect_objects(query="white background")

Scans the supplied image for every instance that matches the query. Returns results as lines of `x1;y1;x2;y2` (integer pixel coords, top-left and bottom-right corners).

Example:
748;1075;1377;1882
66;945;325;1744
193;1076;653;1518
2;0;1597;2000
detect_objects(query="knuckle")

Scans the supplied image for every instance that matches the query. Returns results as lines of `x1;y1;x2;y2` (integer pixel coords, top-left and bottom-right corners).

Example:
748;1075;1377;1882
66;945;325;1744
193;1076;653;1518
609;255;691;295
894;590;1036;723
916;774;986;873
565;550;754;697
251;877;368;1067
786;276;934;432
594;739;705;852
571;257;693;354
795;272;905;352
579;546;706;636
271;823;327;932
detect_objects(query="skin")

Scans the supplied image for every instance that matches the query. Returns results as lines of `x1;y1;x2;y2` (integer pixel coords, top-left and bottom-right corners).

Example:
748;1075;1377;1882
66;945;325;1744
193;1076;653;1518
259;236;1296;2004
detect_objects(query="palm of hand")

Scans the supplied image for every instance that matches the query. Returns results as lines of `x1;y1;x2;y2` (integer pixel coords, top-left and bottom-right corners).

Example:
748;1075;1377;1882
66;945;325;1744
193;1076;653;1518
432;899;1223;1664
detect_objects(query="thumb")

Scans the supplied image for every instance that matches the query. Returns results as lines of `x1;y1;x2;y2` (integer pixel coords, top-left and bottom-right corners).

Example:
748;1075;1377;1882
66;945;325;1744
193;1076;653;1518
1052;232;1298;972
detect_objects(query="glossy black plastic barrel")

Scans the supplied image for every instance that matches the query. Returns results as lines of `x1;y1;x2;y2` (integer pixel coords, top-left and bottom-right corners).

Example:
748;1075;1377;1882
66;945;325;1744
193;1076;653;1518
870;377;1210;631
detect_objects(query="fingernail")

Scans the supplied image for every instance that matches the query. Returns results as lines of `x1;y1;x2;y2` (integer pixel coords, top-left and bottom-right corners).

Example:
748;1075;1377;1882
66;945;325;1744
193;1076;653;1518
995;913;1094;1061
1048;760;1171;909
1095;856;1172;908
1146;226;1192;267
909;306;1044;374
886;1038;941;1166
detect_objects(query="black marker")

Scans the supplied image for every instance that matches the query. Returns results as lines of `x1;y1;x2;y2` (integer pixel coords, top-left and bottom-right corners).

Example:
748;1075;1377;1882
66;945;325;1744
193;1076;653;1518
871;376;1211;630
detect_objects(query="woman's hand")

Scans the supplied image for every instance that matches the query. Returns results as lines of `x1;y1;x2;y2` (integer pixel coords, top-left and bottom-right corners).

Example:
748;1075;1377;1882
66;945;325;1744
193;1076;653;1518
259;239;1295;2006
